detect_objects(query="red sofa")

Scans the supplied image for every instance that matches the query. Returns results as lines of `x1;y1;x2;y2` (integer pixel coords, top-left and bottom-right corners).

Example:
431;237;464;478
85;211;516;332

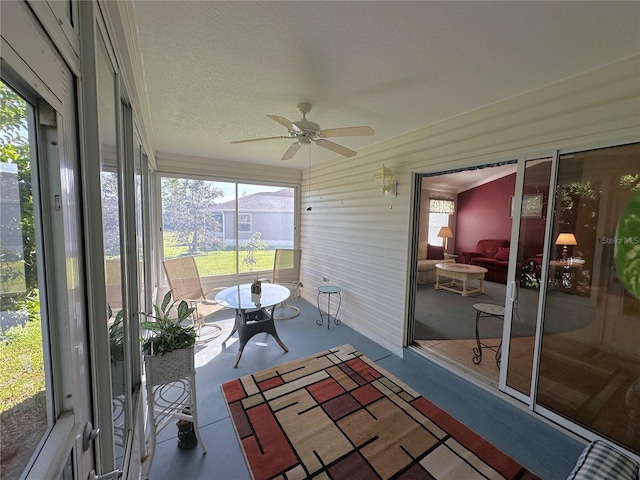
461;239;510;283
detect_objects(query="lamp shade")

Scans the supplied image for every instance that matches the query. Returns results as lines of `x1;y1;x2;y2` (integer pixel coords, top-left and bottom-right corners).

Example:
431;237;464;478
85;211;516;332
555;233;577;246
437;226;453;238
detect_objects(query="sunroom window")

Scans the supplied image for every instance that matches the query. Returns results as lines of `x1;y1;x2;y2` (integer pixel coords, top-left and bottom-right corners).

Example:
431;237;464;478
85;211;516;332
160;177;295;276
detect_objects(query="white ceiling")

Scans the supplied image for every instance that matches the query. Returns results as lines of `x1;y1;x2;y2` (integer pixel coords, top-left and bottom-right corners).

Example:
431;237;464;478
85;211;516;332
133;1;640;171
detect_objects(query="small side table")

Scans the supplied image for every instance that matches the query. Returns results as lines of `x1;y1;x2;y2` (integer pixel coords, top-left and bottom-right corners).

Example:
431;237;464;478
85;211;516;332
317;286;341;329
471;303;505;368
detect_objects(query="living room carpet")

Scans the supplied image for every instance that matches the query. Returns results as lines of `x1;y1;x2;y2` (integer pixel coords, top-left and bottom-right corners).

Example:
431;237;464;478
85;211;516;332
414;282;594;341
221;344;541;480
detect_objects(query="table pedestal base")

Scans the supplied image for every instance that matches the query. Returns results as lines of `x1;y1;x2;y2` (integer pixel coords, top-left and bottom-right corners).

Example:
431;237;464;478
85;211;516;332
223;308;288;367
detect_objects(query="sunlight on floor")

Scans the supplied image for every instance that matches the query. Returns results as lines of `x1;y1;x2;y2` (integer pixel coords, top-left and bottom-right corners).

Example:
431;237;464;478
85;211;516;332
194;317;236;367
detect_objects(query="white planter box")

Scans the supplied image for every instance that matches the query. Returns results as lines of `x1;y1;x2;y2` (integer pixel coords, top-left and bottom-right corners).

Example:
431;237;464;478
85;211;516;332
144;346;195;386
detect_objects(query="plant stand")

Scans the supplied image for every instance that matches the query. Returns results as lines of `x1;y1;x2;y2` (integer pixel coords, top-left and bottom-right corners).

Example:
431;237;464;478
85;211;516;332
143;346;206;477
111;360;126;448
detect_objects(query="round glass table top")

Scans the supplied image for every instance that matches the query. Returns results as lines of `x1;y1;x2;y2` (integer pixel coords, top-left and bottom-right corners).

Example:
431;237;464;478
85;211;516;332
215;283;290;310
318;285;341;294
472;303;505;316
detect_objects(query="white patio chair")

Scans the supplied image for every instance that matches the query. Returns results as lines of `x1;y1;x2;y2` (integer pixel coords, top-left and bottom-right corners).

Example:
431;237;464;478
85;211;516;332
264;249;303;320
162;256;225;343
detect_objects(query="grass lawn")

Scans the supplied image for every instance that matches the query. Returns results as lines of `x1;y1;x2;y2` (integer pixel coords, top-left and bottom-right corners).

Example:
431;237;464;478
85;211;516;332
0;318;45;413
163;232;275;275
0;260;26;296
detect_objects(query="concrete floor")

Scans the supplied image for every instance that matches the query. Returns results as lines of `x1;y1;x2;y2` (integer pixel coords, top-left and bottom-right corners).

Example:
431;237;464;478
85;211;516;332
144;298;584;480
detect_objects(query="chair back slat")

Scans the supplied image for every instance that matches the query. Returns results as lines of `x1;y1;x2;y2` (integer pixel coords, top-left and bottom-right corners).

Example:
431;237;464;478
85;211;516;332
163;256;206;301
106;258;123;309
273;249;301;285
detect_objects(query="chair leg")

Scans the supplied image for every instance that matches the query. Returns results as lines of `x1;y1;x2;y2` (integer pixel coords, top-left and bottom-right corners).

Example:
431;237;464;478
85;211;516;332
272;300;300;320
189;301;224;344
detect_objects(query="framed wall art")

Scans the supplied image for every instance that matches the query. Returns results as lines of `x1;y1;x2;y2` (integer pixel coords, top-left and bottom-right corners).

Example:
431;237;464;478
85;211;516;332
511;193;544;218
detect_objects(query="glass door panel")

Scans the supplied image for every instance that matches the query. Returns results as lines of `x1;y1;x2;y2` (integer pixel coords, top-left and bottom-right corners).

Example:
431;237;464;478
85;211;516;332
160;179;295;278
0;80;51;480
537;143;639;454
505;157;553;396
96;34;128;468
237;183;295;274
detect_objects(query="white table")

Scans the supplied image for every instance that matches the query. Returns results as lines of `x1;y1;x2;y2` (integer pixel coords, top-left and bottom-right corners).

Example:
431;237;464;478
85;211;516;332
435;263;488;296
215;283;290;367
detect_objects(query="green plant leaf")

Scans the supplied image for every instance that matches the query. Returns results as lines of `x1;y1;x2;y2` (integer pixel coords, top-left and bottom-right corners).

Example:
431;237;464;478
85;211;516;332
176;300;195;321
140;290;197;356
161;290;173;312
615;192;640;300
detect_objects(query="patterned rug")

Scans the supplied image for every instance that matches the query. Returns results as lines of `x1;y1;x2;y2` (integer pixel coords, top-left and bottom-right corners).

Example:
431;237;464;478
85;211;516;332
221;344;541;480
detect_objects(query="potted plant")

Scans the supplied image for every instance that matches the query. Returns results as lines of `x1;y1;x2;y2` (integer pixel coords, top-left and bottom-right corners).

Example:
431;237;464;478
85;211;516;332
141;290;205;461
141;290;197;386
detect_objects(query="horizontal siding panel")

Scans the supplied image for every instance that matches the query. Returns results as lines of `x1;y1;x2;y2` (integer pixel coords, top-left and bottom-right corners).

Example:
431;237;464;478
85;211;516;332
298;55;639;356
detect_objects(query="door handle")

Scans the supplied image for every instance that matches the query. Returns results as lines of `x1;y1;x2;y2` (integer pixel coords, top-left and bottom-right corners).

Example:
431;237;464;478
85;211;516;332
88;469;122;480
82;422;100;451
509;281;518;303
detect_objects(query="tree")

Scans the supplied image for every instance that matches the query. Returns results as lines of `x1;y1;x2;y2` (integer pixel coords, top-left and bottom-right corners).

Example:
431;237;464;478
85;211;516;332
242;232;268;271
0;81;35;298
161;178;225;255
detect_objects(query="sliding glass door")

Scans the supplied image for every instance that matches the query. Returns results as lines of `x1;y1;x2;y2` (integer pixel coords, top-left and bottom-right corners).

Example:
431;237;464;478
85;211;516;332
502;156;554;399
502;143;640;455
160;177;296;280
410;142;639;456
534;144;639;454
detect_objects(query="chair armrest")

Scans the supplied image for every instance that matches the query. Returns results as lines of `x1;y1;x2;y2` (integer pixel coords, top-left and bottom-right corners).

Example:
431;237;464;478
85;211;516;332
202;287;226;304
460;251;481;264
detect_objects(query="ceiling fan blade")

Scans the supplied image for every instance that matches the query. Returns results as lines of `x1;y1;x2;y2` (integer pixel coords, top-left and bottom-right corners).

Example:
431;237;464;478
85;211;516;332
230;136;285;144
267;115;301;133
281;143;302;161
315;139;357;158
319;126;374;137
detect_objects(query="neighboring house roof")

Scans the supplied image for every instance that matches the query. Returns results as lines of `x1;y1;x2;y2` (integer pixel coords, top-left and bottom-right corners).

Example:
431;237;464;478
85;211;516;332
215;189;293;211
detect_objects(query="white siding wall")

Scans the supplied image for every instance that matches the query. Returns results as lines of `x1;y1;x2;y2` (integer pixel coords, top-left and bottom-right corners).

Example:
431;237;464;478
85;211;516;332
299;55;640;357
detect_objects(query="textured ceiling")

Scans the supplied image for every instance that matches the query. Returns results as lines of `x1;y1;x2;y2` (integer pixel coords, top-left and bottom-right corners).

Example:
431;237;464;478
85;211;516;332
133;1;640;171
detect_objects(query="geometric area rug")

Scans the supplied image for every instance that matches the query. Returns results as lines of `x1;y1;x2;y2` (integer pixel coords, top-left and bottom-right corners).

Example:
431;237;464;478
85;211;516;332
221;344;541;480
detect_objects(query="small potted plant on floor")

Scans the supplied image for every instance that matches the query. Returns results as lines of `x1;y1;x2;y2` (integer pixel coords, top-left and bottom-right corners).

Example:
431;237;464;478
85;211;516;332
141;290;197;386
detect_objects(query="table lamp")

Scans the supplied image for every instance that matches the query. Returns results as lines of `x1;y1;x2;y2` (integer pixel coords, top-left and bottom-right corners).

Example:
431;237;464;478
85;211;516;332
555;233;577;261
437;226;454;252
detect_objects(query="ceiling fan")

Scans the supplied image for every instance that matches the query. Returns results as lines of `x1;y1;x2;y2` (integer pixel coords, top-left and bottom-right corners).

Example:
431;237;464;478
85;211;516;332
230;103;374;160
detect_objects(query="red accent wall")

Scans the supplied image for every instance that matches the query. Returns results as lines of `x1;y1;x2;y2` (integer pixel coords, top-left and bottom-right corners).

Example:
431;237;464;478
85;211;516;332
455;174;515;256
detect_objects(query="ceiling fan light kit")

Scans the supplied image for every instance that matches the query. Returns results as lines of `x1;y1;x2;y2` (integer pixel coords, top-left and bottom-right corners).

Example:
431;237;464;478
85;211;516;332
231;103;374;161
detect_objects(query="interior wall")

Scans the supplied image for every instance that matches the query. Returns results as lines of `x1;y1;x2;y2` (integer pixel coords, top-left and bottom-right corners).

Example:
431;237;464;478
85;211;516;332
298;55;640;357
456;174;515;256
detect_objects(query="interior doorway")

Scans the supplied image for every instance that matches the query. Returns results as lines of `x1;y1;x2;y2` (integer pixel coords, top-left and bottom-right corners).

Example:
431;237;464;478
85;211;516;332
413;161;517;385
410;142;640;457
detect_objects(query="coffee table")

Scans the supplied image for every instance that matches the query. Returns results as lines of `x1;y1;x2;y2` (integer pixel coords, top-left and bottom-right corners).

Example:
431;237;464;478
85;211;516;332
435;263;488;296
215;283;290;367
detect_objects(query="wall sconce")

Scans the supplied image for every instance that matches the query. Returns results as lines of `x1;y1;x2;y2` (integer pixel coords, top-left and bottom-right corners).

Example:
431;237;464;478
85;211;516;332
373;164;397;197
555;233;577;261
